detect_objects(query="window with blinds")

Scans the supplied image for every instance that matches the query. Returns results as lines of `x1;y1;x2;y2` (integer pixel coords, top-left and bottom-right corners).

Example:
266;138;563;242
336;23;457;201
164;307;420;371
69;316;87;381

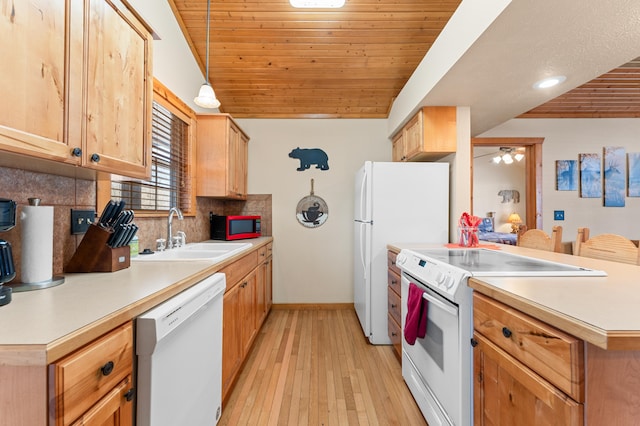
111;101;192;212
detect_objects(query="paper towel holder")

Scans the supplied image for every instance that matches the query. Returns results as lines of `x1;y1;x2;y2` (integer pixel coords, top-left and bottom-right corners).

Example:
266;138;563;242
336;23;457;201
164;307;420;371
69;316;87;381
6;198;65;292
8;275;65;292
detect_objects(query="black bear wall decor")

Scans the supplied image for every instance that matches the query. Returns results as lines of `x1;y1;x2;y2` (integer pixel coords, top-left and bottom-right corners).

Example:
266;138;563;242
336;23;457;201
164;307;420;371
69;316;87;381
288;147;329;171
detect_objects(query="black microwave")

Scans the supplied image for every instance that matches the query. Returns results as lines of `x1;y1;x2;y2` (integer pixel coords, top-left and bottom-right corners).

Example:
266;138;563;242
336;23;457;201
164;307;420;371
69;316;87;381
210;214;261;240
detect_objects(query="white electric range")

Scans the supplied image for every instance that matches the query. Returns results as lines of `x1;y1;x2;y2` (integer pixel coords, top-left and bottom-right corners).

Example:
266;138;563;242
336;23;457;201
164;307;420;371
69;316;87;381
396;247;606;426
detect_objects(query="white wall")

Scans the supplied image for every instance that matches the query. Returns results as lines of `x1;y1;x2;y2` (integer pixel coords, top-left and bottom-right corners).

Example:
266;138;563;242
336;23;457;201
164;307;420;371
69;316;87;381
128;0;220;114
473;147;526;232
387;0;511;136
238;119;390;303
480;118;640;240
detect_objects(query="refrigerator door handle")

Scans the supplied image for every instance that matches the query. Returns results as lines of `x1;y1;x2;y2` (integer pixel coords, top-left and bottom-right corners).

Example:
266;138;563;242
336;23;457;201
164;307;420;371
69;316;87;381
359;169;368;220
359;222;367;270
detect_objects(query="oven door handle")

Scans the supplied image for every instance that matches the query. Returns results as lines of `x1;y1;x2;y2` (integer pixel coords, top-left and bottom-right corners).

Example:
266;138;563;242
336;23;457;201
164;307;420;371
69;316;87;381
422;292;458;317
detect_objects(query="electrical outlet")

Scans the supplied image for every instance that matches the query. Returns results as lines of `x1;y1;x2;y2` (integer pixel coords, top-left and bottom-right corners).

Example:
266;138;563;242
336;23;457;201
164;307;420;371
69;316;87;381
553;210;565;221
71;209;96;234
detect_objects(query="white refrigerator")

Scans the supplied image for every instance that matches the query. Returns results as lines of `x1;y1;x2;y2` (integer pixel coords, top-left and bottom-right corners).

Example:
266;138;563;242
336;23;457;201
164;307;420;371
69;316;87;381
354;161;449;344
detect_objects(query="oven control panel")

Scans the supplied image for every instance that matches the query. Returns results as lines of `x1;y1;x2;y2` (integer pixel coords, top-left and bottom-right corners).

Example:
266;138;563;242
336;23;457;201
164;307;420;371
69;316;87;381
396;250;470;298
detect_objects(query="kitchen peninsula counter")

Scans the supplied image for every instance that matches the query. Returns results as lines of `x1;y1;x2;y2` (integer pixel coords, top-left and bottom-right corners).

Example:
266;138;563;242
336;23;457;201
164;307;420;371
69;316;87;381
389;242;640;351
390;242;640;424
0;237;273;363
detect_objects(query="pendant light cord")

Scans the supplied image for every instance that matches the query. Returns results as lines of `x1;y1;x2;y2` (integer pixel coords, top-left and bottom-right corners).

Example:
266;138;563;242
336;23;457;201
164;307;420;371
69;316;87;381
205;0;211;84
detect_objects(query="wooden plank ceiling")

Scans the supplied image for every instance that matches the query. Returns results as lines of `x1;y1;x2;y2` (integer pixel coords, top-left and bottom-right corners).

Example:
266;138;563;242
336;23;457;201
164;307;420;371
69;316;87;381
169;0;462;118
520;58;640;119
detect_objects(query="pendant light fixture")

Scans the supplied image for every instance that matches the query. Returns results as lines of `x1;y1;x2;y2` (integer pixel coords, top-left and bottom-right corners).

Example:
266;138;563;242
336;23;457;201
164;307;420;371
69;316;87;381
194;0;220;109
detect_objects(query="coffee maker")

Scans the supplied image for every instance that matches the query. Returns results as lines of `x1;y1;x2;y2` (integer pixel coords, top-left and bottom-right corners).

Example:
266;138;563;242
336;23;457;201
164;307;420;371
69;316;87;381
0;198;17;306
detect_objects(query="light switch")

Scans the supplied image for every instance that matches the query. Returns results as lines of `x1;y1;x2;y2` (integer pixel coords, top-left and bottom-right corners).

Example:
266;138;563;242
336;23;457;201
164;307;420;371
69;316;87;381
71;209;96;234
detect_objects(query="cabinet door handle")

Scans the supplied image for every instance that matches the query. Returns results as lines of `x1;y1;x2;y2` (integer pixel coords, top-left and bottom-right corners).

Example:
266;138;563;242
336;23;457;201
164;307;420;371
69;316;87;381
100;360;114;376
502;327;512;338
470;338;478;347
124;388;135;402
391;303;397;309
391;279;397;285
91;153;100;163
391;332;397;336
71;147;82;157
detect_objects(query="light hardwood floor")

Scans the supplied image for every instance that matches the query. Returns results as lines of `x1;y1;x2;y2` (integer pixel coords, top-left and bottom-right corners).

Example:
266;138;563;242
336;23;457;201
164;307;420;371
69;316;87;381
219;307;427;426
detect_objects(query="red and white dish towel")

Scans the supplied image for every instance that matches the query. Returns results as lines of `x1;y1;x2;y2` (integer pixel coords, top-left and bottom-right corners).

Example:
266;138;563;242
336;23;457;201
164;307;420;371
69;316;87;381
404;283;428;345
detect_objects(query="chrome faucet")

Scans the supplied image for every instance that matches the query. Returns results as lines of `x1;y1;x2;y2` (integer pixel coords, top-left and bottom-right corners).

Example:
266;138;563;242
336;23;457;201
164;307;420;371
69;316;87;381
167;207;184;249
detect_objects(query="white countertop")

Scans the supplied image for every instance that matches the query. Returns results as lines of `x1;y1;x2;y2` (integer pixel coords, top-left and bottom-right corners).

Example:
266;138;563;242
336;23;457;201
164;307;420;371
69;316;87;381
389;242;640;350
0;237;272;363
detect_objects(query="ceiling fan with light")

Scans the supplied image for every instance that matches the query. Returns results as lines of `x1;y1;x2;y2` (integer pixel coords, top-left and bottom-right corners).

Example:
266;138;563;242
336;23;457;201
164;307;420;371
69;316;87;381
492;147;525;164
474;147;525;165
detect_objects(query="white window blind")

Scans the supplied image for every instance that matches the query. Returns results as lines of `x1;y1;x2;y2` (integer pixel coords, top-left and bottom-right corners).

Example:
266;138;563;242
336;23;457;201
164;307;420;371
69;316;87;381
111;101;191;212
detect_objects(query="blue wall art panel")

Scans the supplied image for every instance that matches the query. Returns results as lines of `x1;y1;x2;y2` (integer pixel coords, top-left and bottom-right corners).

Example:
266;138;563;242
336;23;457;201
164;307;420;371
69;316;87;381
629;152;640;197
556;160;578;191
603;146;626;207
579;153;602;198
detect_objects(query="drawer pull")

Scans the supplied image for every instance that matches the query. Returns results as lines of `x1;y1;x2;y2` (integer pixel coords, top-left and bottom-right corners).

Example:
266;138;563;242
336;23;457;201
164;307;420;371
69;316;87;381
391;279;397;285
125;388;135;402
502;327;513;338
391;303;397;309
470;338;478;347
101;361;115;376
391;332;397;336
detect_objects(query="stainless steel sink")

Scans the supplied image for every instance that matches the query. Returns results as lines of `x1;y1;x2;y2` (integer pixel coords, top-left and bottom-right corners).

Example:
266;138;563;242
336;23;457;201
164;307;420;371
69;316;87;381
132;241;253;262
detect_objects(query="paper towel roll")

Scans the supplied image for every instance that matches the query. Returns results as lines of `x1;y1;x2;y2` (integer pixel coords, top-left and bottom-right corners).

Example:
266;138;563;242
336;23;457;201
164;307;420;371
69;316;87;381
21;205;54;284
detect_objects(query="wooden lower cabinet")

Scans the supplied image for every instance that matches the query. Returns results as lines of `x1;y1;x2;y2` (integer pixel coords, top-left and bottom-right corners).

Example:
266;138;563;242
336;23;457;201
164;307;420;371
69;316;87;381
222;283;242;400
256;242;273;326
473;292;583;425
70;376;133;426
387;250;402;360
50;322;134;426
239;270;258;356
221;242;274;403
473;333;583;426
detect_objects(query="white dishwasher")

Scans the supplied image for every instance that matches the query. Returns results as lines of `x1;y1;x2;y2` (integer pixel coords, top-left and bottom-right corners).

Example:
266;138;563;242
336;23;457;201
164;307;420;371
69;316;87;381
136;272;226;426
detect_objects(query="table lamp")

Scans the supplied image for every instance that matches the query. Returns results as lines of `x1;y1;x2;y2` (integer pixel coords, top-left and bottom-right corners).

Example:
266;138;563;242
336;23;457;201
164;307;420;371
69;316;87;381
508;213;522;233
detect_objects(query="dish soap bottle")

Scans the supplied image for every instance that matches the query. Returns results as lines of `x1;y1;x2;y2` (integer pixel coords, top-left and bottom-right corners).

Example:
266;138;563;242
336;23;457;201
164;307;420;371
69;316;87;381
130;235;139;257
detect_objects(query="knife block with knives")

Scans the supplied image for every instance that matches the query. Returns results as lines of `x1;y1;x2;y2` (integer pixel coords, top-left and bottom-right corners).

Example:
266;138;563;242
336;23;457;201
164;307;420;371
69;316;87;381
65;200;137;273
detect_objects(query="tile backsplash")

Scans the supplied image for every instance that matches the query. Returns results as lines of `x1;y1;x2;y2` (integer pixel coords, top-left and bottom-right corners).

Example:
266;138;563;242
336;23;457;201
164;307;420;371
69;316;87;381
0;166;271;283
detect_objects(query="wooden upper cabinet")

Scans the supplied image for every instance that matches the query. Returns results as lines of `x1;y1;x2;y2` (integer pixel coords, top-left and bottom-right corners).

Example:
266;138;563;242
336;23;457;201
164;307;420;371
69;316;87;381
0;0;77;163
196;114;250;199
391;106;457;162
0;0;152;179
81;0;153;179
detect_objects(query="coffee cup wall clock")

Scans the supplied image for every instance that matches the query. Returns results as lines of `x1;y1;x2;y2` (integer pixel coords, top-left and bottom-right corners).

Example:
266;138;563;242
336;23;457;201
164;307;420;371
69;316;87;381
296;179;329;228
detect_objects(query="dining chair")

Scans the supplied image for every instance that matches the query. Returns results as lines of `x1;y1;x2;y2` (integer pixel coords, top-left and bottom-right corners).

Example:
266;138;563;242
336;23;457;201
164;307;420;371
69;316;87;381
517;226;563;253
574;227;640;265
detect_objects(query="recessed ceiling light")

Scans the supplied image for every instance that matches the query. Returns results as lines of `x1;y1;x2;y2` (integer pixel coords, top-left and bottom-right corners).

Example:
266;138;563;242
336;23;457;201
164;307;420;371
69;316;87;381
290;0;345;7
532;75;566;90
